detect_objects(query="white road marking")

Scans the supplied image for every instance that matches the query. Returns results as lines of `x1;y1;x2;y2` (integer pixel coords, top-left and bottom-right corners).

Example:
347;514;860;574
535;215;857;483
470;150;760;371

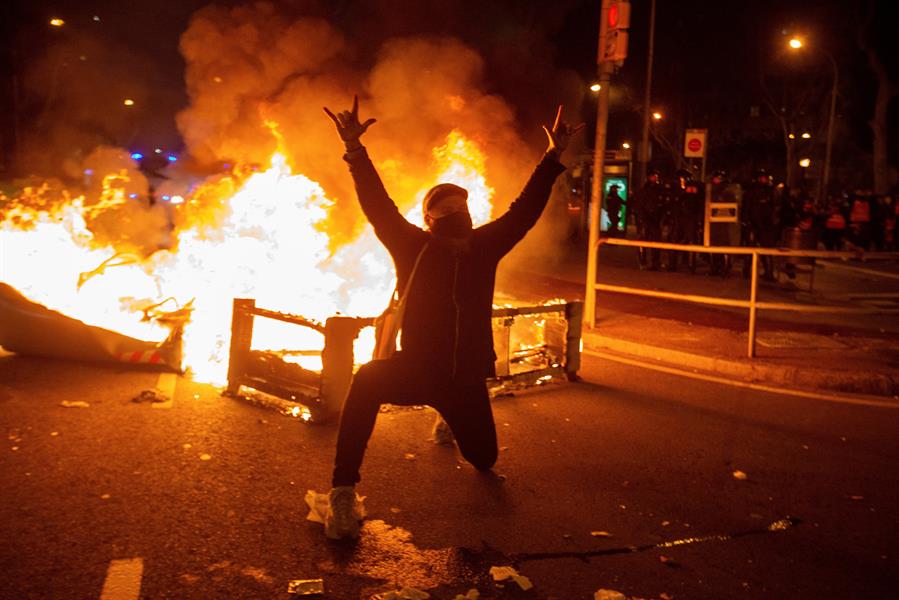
151;372;177;409
99;558;143;600
585;349;899;409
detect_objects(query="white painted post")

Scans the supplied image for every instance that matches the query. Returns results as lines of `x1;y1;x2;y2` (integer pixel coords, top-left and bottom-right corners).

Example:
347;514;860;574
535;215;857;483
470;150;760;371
747;251;759;358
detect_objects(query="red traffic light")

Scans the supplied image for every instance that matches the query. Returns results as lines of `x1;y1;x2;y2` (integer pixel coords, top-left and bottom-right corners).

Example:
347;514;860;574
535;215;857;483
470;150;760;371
607;0;631;31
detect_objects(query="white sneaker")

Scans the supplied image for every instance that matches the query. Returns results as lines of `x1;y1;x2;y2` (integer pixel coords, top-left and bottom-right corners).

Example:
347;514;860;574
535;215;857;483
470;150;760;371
431;413;455;446
325;486;362;540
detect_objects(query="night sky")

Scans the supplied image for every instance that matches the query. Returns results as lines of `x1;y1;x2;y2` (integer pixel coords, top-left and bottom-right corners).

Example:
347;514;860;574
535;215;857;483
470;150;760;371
3;0;897;184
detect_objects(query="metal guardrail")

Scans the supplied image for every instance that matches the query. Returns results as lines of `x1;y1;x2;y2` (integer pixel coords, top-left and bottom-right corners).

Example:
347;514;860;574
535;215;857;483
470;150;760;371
587;238;899;358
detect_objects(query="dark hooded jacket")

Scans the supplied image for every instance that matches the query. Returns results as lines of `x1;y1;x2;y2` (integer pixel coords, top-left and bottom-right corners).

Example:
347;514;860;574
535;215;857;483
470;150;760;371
344;147;565;384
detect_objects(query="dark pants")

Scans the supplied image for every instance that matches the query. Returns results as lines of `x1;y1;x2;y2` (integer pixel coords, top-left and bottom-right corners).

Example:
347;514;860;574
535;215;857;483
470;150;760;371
637;217;661;269
332;354;498;487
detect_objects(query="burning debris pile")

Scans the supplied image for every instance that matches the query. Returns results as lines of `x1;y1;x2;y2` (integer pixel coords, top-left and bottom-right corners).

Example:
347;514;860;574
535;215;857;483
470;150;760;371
0;3;575;393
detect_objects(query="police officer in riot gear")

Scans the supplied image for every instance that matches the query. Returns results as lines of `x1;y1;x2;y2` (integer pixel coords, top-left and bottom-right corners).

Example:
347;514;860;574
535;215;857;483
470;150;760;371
660;171;685;271
707;170;732;276
678;170;704;272
633;169;663;269
741;168;777;280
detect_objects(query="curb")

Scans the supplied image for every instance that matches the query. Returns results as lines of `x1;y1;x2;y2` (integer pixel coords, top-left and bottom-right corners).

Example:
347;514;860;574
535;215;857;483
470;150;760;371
582;332;897;398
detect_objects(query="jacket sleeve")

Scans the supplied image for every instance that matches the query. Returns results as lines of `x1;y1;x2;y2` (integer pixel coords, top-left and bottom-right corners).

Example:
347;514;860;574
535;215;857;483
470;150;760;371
478;153;567;258
344;146;423;254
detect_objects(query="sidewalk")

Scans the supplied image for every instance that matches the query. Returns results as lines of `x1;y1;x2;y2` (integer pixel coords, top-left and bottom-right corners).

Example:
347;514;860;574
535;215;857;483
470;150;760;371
500;242;899;398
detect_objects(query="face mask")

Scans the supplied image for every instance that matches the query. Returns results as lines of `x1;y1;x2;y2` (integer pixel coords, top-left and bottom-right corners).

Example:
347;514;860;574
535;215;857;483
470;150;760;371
430;211;473;239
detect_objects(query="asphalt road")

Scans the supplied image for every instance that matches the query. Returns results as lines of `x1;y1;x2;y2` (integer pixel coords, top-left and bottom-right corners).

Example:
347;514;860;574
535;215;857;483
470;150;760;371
2;351;898;599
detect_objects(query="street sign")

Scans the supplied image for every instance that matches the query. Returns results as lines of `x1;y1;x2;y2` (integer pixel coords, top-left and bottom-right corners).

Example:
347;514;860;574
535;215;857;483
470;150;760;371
684;128;707;158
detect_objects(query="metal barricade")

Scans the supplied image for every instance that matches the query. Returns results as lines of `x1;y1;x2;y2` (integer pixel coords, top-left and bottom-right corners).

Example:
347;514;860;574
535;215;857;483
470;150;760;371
585;239;899;358
226;299;583;422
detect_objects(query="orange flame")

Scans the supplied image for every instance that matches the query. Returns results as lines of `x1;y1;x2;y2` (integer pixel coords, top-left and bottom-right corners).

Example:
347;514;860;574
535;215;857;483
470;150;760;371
1;131;495;385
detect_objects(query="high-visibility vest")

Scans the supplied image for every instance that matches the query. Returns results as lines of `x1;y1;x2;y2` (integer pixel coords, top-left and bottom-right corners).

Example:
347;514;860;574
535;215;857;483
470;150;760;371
850;199;871;223
826;213;846;230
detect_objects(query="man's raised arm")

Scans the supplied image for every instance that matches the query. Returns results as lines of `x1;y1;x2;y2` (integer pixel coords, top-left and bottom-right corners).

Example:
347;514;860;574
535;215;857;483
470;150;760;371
479;105;584;257
324;96;419;251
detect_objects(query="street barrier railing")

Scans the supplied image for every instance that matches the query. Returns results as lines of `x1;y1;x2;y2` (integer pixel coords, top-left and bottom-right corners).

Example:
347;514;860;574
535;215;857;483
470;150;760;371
587;238;899;358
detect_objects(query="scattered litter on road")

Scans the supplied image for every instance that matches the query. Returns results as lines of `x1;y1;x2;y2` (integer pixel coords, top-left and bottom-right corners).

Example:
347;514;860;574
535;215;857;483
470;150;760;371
100;494;111;500
594;589;627;600
240;566;273;585
199;453;212;461
131;389;169;404
60;400;90;408
591;531;612;538
660;593;673;600
659;554;679;567
11;446;19;451
661;520;671;526
390;507;402;514
732;470;748;480
183;443;192;449
849;495;864;501
404;453;417;461
489;566;533;591
371;587;430;600
287;578;324;595
50;431;59;436
453;589;479;600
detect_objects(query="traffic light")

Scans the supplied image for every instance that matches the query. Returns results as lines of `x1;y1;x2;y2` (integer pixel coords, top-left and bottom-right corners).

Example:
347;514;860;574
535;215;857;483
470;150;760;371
602;0;631;63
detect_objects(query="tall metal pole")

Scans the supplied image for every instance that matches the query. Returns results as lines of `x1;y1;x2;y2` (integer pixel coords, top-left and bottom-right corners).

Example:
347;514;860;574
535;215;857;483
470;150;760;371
819;53;838;204
636;0;656;187
584;1;614;329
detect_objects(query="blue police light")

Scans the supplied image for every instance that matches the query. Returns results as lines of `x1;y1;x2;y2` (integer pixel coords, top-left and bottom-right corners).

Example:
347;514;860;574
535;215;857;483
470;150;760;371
131;152;143;160
166;154;178;162
162;195;171;201
129;193;138;199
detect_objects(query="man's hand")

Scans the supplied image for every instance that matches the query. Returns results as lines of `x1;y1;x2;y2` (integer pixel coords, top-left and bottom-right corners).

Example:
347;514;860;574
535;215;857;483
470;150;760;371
543;105;585;158
323;95;376;151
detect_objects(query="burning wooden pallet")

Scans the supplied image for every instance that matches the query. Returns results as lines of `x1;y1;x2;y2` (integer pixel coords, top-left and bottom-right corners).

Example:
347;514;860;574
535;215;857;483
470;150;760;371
225;298;583;423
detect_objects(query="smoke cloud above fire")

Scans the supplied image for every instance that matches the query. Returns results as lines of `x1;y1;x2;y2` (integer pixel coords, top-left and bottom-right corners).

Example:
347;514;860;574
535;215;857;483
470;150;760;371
174;1;579;253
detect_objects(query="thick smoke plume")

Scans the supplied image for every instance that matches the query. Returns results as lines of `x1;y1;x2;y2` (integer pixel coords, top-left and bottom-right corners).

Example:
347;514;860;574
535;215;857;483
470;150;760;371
175;1;560;252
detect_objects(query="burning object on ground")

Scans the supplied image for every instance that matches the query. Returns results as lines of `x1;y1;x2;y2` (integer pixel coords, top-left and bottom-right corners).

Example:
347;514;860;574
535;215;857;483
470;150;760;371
0;283;184;370
225;298;582;422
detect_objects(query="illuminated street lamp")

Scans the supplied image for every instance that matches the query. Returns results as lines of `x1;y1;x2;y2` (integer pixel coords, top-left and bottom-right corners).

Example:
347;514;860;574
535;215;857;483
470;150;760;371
621;142;631;150
801;132;811;139
49;18;65;27
788;133;796;139
123;98;135;107
799;158;811;168
788;36;838;203
652;111;662;121
590;83;602;92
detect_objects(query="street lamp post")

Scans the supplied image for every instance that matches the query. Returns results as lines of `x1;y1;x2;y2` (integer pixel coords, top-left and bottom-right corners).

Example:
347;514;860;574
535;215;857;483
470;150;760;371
821;53;838;203
789;38;838;203
637;0;657;188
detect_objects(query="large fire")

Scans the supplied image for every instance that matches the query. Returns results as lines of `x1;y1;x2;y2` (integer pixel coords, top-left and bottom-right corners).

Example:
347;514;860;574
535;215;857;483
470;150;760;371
0;130;495;384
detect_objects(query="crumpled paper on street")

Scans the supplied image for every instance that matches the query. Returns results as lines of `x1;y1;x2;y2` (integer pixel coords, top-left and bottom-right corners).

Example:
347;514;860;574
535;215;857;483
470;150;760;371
132;389;169;403
453;590;479;600
304;489;367;524
60;400;90;408
371;587;430;600
594;590;627;600
489;566;533;591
